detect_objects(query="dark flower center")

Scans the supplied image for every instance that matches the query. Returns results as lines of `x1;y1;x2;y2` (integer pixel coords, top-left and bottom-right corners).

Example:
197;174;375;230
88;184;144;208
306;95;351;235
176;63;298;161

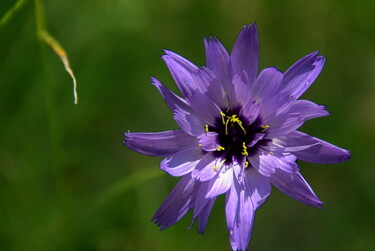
209;108;269;165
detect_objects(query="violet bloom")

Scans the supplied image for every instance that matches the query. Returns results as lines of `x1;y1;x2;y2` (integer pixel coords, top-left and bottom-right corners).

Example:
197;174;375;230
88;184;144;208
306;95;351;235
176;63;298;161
123;24;350;250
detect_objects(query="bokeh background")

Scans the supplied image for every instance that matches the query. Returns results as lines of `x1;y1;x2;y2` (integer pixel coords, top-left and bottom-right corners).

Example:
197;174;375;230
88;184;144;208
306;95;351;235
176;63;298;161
0;0;374;250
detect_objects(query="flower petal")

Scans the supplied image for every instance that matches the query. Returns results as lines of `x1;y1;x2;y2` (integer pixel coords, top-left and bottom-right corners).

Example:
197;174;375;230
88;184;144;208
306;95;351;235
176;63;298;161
275;131;351;164
187;92;222;126
191;153;221;182
198;132;219;152
152;174;199;230
251;67;283;102
226;180;255;251
151;77;205;136
289;100;329;121
191;181;216;234
191;67;228;108
240;100;260;125
206;166;234;199
233;70;252;107
280;51;325;99
162;50;199;97
244;167;271;209
197;198;216;234
204;37;231;84
264;112;304;139
160;147;203;177
123;130;198;157
248;152;298;177
231;23;259;84
189;179;216;235
193;181;211;217
269;169;323;208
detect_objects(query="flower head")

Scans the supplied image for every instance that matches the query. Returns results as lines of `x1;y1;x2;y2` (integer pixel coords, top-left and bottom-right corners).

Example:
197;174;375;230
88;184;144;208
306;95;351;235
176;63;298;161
123;24;351;250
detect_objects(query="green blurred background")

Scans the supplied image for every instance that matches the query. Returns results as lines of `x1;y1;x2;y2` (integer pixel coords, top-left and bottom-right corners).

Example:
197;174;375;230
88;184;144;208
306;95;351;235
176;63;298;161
0;0;374;250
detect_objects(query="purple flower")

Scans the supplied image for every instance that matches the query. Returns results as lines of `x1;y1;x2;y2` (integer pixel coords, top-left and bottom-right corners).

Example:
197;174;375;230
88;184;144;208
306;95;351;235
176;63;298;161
123;24;351;250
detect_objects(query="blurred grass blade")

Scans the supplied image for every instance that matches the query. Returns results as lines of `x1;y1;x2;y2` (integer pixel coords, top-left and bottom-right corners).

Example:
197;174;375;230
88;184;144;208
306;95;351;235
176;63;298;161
94;168;162;208
38;30;78;104
34;0;78;104
0;0;29;29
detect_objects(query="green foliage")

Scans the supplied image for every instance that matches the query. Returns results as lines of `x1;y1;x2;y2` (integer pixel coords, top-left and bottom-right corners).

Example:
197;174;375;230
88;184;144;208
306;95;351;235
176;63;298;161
0;0;374;250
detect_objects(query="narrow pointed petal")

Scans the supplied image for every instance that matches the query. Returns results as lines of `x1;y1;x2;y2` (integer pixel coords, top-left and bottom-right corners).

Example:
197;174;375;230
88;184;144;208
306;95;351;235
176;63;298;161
206;167;234;199
226;181;255;251
260;94;294;125
152;78;205;136
248;152;275;177
251;67;283;102
281;52;325;99
188;92;222;126
275;131;351;164
247;132;265;148
204;37;231;83
270;169;323;208
191;181;216;234
123;130;198;157
231;24;259;83
264;112;304;139
191;153;221;182
160;147;203;177
248;152;298;177
244;167;271;209
289;100;329;121
190;67;228;108
225;182;239;230
199;132;219;152
240;100;260;125
162;50;199;97
233;70;252;107
174;107;206;136
197;198;216;234
152;175;199;230
193;181;211;218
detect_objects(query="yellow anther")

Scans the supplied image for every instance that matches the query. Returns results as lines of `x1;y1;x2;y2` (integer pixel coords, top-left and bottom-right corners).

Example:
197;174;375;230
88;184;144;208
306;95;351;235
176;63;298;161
245;161;249;168
260;125;269;132
228;115;247;135
214;159;226;171
205;124;209;132
198;143;202;146
242;142;249;156
229;115;239;123
269;152;274;155
217;145;225;151
220;111;226;124
224;114;247;135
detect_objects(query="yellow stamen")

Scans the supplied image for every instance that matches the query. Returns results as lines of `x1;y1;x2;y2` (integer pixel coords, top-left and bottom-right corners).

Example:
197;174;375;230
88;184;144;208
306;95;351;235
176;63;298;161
214;158;226;171
228;115;247;134
260;125;269;132
220;111;226;124
198;143;202;146
245;161;249;168
269;152;274;155
225;117;230;135
242;142;249;156
223;114;247;135
205;124;209;132
217;145;225;151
